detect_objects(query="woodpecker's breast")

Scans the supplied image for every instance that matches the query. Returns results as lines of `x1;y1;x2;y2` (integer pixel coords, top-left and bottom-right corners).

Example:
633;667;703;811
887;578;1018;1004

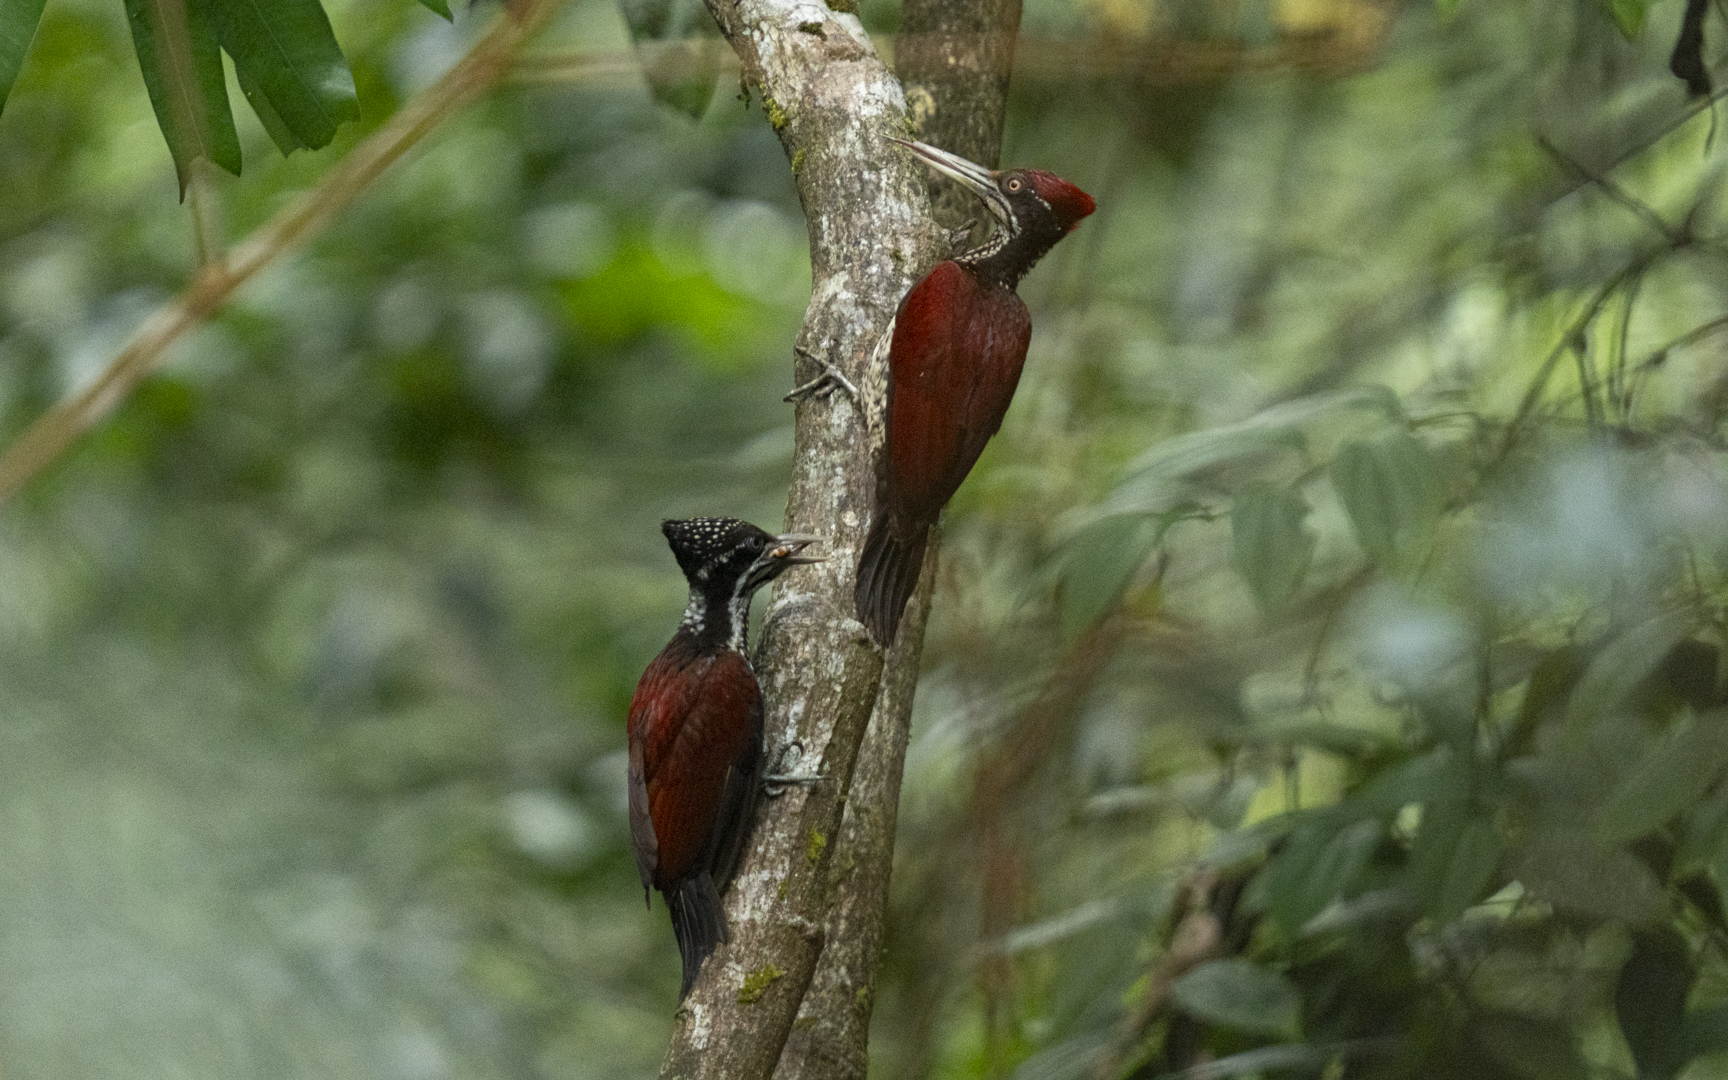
883;261;1032;523
626;644;762;889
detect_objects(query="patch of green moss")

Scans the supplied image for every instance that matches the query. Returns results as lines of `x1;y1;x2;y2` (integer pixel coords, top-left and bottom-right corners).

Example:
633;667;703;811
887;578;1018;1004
807;827;827;865
790;148;806;175
777;875;789;900
825;0;857;12
738;964;785;1004
855;985;872;1011
764;95;789;131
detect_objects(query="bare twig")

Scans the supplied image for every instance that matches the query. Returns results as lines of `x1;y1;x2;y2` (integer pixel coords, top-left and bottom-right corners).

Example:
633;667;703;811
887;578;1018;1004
1496;256;1657;462
1537;135;1685;245
1634;311;1728;369
0;0;565;505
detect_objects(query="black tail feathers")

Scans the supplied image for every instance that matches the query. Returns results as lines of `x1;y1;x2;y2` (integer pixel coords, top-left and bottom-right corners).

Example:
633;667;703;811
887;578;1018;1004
854;515;928;646
667;873;726;999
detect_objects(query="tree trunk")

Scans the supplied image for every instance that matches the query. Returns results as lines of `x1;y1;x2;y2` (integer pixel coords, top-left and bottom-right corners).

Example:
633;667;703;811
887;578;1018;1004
655;0;1016;1075
771;2;1020;1076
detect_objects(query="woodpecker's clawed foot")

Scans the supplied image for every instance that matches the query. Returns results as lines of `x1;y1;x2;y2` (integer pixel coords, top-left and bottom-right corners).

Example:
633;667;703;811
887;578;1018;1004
785;347;860;403
764;739;824;796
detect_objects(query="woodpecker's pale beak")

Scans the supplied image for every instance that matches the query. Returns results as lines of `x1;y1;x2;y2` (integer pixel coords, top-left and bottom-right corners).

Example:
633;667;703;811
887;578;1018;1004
769;533;826;565
890;138;1012;226
742;533;824;593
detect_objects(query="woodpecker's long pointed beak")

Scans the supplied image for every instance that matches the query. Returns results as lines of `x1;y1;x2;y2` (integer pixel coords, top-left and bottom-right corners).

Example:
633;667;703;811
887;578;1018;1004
890;138;1012;226
770;533;826;565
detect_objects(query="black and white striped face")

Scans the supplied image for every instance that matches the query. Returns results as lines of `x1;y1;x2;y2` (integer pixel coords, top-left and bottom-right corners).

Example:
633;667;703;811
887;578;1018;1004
661;518;823;650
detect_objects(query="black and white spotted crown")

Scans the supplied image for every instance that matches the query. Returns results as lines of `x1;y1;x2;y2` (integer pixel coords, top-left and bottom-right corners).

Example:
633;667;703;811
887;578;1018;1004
661;517;774;582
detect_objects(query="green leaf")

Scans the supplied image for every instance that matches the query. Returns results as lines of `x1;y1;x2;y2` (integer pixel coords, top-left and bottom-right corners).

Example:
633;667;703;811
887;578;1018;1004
0;0;47;118
418;0;453;19
1675;784;1728;875
1604;0;1648;38
1399;750;1498;920
1170;958;1302;1039
1231;481;1315;613
1267;816;1381;935
1514;828;1666;924
1705;808;1728;916
1506;645;1587;754
1354;746;1453;813
1330;429;1445;567
1475;1013;1592;1080
1566;612;1692;731
1615;928;1693;1080
233;61;304;155
125;0;243;193
614;0;720;118
1057;514;1159;639
1687;1004;1728;1058
1245;719;1403;760
1411;801;1502;923
1598;709;1728;844
1440;817;1502;919
213;0;359;152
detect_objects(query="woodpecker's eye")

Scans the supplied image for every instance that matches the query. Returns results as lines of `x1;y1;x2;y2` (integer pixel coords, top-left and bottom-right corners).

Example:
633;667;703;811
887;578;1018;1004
748;535;765;551
1006;177;1022;192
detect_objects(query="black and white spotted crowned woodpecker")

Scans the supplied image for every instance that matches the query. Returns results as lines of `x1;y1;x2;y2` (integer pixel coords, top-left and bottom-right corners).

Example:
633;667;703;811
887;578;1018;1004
626;517;822;998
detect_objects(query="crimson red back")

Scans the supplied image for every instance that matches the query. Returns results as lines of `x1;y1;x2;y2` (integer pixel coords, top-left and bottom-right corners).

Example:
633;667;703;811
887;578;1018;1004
627;647;761;888
886;262;1033;523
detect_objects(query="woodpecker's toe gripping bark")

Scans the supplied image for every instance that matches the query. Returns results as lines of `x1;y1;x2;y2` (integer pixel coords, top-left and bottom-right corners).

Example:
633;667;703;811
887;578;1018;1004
785;346;860;403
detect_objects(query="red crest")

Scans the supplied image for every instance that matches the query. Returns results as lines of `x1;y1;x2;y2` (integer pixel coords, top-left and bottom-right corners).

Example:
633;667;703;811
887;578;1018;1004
1024;170;1096;233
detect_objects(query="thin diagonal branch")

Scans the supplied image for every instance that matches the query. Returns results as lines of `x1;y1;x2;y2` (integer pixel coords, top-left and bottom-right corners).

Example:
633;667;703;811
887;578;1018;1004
1537;134;1684;245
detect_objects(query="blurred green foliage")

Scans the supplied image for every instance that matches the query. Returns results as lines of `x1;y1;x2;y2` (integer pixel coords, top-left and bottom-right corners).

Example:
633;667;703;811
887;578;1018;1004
4;0;1728;1078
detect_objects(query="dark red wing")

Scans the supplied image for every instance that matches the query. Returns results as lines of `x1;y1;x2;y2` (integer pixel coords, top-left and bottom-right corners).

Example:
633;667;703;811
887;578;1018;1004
885;261;1032;524
626;646;763;890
